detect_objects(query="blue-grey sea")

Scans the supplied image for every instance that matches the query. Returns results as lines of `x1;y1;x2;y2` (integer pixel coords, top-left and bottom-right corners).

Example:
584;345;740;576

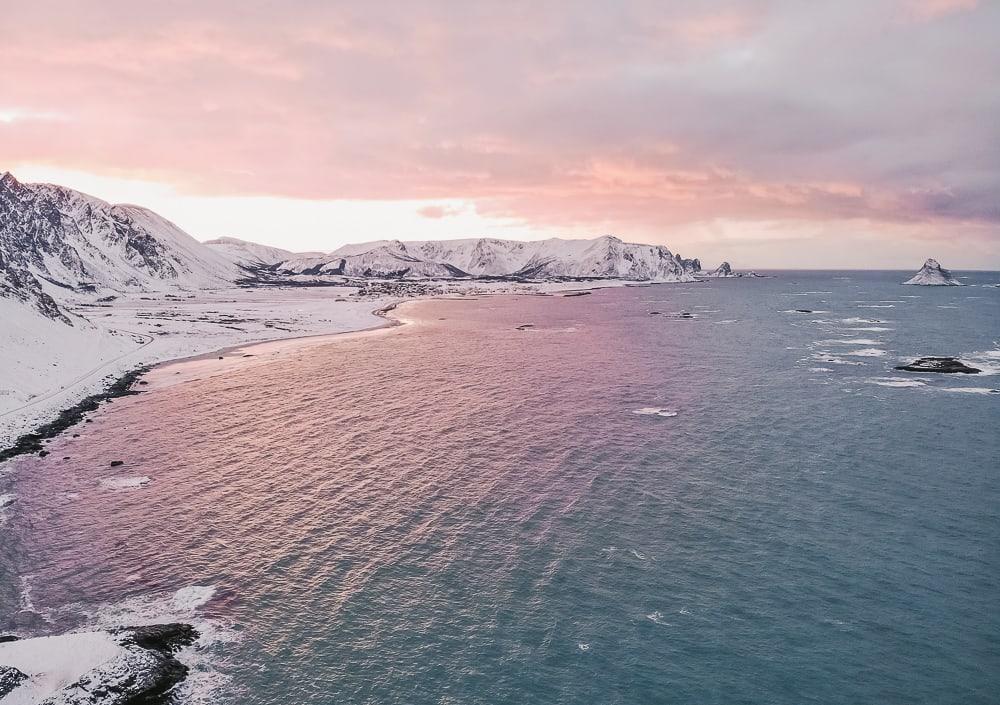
2;271;999;704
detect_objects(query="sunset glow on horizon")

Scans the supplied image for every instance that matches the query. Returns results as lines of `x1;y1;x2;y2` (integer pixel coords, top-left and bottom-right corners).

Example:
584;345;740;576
3;0;998;268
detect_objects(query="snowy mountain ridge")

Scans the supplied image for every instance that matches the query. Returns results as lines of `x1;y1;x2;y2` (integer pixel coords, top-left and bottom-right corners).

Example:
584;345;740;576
1;171;711;328
274;236;700;282
0;171;238;320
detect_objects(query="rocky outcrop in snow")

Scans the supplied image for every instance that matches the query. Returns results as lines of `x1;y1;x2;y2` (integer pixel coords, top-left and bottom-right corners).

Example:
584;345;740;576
0;624;197;705
0;171;239;323
902;258;962;286
274;236;698;282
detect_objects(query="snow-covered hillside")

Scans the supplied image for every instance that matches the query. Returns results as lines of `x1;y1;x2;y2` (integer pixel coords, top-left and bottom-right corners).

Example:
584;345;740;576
275;236;698;282
0;171;239;321
203;236;323;266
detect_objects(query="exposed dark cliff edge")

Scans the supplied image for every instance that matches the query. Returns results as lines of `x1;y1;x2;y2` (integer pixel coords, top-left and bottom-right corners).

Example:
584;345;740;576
895;357;981;374
0;367;148;463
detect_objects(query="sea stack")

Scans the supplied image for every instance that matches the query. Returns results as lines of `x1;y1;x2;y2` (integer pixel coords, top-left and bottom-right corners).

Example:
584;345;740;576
902;259;962;286
705;262;735;277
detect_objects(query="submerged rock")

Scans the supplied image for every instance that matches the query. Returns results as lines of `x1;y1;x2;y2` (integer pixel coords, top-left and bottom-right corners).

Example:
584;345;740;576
903;258;962;286
895;357;980;374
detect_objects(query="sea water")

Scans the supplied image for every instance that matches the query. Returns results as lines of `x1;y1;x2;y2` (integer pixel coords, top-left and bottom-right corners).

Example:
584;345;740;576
1;271;998;704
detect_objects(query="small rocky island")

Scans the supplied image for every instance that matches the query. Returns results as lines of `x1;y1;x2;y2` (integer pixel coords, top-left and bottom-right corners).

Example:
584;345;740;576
895;357;981;374
903;258;962;286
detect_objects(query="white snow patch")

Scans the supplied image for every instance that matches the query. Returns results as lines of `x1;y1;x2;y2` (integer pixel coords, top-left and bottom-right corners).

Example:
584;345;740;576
0;632;123;704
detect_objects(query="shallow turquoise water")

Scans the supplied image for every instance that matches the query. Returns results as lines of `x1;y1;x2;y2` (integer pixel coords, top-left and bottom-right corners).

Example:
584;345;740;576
2;271;998;704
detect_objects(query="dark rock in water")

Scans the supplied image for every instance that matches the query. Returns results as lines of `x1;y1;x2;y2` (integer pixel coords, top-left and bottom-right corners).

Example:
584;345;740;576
0;665;28;698
795;309;813;313
117;623;198;652
218;356;224;360
515;324;534;331
38;450;49;457
895;357;981;374
562;291;591;297
138;380;149;385
110;460;125;467
63;456;70;460
72;433;80;438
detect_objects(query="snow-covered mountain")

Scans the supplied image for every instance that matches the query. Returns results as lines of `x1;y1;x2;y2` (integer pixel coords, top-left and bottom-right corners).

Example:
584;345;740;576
274;236;698;282
0;171;239;321
203;236;297;265
903;258;962;286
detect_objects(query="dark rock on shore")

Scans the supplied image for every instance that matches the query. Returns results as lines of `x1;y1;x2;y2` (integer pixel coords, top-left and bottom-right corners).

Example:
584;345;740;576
110;460;125;467
0;366;149;463
895;357;981;374
0;665;28;698
562;291;591;297
35;624;199;705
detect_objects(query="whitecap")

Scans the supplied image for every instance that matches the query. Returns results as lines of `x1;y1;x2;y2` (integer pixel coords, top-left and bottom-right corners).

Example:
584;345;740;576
844;348;887;357
809;353;865;366
938;387;1000;395
632;407;678;418
842;326;893;332
0;493;15;509
714;319;738;325
867;377;928;388
630;549;647;560
172;585;217;611
857;304;895;308
815;339;882;346
100;476;151;490
646;611;669;625
808;367;834;372
577;643;591;652
841;317;885;324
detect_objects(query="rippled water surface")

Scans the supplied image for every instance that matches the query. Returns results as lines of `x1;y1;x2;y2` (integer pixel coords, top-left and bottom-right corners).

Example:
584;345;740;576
2;272;999;704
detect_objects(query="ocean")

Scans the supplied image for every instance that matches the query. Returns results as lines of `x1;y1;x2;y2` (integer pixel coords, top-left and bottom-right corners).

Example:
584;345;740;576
2;271;998;704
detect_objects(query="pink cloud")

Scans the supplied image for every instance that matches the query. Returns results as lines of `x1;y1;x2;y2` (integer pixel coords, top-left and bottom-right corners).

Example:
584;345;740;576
0;0;997;244
903;0;979;21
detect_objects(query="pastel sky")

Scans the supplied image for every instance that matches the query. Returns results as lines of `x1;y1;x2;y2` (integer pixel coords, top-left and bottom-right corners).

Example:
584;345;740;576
2;0;998;268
